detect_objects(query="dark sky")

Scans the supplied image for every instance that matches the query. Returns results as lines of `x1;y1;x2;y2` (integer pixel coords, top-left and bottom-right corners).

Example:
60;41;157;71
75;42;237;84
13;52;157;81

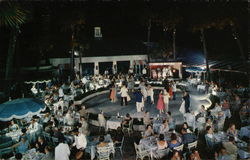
0;1;248;67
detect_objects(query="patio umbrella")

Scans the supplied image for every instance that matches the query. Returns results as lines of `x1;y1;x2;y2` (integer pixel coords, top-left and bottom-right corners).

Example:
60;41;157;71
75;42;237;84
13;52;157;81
0;98;45;121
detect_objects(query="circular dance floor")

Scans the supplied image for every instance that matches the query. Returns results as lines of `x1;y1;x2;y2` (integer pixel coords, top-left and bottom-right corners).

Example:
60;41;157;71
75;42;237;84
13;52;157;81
84;87;211;125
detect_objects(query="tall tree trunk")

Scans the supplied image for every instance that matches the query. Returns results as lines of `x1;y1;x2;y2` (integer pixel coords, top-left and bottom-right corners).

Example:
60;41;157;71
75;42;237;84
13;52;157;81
4;28;18;96
147;18;151;53
173;28;176;60
231;27;249;87
79;48;83;77
200;29;210;81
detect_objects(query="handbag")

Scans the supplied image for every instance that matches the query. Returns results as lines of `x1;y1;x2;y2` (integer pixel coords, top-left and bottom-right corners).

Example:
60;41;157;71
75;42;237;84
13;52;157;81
127;94;131;102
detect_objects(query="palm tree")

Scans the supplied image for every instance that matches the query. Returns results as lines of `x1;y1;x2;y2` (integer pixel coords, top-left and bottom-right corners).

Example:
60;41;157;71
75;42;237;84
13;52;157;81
0;2;28;95
158;9;182;60
59;9;85;79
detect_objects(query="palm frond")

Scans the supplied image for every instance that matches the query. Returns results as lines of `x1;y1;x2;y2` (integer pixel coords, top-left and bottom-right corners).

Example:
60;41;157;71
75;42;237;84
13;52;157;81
0;2;28;28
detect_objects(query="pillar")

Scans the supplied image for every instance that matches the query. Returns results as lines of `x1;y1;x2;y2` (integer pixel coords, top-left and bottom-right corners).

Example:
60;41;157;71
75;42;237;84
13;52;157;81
112;61;117;74
94;62;99;75
130;60;134;69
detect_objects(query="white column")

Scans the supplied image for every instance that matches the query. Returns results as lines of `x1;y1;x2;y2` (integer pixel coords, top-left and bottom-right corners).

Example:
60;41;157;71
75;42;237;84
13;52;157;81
112;61;117;74
130;60;134;68
94;62;99;75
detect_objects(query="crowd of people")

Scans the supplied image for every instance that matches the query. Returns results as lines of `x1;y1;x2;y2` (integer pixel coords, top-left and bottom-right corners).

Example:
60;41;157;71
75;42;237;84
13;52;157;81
0;71;249;160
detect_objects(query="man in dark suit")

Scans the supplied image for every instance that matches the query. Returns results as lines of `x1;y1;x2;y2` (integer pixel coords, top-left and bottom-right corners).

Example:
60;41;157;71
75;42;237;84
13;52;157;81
36;136;47;153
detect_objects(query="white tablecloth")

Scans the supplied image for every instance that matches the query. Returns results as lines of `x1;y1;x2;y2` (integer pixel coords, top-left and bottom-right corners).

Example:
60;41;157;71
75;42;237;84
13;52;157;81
140;136;158;160
214;132;227;142
197;85;206;91
6;130;22;142
106;117;122;130
10;149;45;160
86;134;114;160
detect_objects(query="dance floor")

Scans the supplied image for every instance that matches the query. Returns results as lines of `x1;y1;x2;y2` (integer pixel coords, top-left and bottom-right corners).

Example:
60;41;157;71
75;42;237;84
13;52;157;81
84;86;211;125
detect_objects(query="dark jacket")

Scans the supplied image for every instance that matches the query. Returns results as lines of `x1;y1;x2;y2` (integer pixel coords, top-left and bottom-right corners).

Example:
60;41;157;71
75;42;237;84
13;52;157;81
182;133;196;145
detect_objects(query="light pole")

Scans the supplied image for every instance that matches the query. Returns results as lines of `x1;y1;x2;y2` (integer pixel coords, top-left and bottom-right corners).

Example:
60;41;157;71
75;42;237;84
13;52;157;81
173;28;176;60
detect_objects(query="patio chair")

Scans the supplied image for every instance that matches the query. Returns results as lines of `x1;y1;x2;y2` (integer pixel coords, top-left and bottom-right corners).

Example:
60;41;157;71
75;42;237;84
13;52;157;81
43;132;52;142
154;148;169;160
96;146;111;160
51;137;59;146
173;144;184;152
134;142;150;160
0;140;13;149
122;119;133;136
0;147;13;158
187;141;198;152
114;136;124;157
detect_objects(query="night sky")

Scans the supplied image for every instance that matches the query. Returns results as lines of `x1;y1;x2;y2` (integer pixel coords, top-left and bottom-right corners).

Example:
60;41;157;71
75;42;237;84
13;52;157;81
0;1;248;68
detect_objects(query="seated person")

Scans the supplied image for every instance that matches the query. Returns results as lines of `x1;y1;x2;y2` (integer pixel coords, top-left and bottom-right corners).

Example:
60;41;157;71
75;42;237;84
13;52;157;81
28;119;39;132
12;137;30;154
181;122;192;133
168;133;181;149
215;111;225;131
65;110;75;126
44;122;53;136
79;105;88;118
197;105;207;118
113;127;124;145
79;117;89;136
9;120;19;132
226;123;238;139
98;110;106;128
171;150;183;160
239;102;250;123
184;111;196;131
143;111;151;126
97;135;108;148
238;143;250;159
181;128;196;145
41;145;54;160
222;136;237;160
205;118;214;130
19;128;29;142
50;115;59;127
166;112;175;130
190;148;201;160
215;147;232;160
35;136;47;153
210;103;222;117
157;134;168;149
15;153;23;160
122;113;132;128
155;134;168;158
143;125;154;138
53;127;64;139
159;120;169;134
205;126;218;148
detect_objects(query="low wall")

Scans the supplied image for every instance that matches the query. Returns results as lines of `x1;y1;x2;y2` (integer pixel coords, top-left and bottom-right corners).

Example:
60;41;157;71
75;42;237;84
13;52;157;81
74;90;110;105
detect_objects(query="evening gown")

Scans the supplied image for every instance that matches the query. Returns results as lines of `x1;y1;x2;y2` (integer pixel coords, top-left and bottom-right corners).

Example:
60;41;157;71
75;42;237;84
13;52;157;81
157;94;164;110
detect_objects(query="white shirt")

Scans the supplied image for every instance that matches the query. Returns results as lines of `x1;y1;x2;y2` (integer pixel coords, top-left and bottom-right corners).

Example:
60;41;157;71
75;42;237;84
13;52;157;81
147;88;154;97
31;87;38;94
172;84;177;92
119;87;128;97
59;88;64;97
55;143;70;160
73;133;87;149
185;113;196;129
28;122;39;132
163;93;170;104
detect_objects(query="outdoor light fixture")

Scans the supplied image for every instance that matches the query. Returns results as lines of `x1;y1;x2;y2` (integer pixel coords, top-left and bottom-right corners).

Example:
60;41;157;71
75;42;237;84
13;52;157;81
74;51;79;56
